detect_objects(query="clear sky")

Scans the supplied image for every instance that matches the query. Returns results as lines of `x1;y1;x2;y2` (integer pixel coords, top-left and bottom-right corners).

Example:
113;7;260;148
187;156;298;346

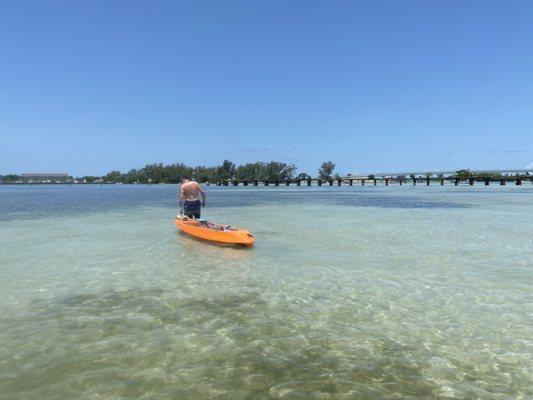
1;0;532;176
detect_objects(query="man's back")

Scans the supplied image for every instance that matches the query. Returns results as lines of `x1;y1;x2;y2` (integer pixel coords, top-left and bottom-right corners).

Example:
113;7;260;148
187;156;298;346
179;178;205;219
181;180;200;200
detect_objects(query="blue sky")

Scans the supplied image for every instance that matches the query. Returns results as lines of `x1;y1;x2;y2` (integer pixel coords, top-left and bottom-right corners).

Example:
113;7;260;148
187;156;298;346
1;0;532;176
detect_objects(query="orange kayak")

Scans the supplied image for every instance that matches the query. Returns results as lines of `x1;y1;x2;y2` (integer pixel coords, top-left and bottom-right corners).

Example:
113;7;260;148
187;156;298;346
175;217;255;246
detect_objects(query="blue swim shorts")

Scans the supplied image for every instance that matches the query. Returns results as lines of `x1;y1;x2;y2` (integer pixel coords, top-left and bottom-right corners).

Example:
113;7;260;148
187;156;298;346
183;200;201;219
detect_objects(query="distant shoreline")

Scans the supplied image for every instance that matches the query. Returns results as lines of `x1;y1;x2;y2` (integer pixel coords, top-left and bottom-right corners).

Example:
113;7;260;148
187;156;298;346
1;178;531;187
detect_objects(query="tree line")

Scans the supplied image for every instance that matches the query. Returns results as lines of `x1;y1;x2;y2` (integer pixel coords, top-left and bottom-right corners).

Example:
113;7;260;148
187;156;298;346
1;160;335;184
97;160;338;184
3;164;526;184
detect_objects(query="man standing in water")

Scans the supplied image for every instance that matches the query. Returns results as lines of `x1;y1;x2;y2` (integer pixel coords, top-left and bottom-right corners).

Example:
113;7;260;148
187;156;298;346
179;177;206;219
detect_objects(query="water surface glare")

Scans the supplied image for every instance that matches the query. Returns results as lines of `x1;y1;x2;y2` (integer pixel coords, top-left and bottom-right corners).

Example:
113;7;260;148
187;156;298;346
0;185;532;399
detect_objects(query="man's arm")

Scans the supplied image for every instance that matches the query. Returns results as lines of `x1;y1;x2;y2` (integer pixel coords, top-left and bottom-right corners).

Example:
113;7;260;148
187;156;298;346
179;185;184;208
197;183;206;207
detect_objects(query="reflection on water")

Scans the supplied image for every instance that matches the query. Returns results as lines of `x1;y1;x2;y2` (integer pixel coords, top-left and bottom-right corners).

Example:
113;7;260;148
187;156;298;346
0;185;532;399
176;231;254;262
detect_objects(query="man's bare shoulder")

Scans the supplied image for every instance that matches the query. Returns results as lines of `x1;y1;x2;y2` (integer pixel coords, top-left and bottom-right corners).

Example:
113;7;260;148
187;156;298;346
181;181;196;188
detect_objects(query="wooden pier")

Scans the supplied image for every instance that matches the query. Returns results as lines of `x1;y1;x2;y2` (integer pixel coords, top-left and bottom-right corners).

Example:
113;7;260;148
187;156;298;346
214;176;531;187
212;169;532;187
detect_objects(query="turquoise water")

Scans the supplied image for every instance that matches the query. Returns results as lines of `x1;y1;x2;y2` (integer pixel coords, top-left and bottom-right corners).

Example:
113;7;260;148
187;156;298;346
0;185;531;399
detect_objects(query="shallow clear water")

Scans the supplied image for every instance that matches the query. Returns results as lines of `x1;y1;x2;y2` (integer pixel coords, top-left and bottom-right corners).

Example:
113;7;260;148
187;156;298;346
0;184;532;399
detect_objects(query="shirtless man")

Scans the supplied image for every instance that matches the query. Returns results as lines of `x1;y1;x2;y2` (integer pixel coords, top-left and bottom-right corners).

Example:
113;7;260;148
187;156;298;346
179;177;206;219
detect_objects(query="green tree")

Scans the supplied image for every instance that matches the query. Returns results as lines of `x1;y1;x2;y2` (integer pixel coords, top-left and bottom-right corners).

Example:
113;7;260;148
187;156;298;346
139;164;164;183
3;174;21;183
103;170;123;183
160;163;193;183
318;161;335;180
123;169;139;183
217;160;236;181
235;162;264;181
263;161;296;181
193;166;218;183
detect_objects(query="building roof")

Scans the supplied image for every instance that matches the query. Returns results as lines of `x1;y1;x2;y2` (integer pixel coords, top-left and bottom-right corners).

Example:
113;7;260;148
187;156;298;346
21;173;69;177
